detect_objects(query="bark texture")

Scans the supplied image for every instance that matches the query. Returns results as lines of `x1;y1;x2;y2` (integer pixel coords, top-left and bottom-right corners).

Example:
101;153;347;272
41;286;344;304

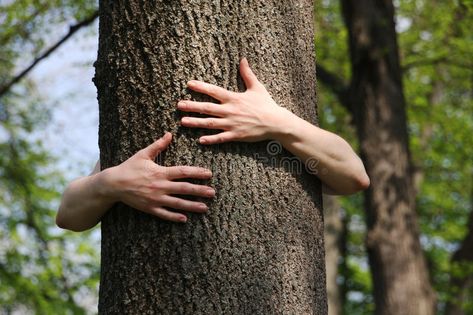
340;1;436;314
94;1;326;314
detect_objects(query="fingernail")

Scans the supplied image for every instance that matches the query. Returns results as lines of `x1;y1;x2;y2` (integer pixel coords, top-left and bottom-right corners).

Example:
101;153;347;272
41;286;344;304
180;215;187;223
200;203;208;210
200;138;207;144
181;117;189;123
177;101;186;107
207;189;215;196
187;80;196;87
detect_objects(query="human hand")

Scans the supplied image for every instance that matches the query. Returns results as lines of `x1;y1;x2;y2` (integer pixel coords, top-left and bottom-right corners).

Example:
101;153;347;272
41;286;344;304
177;58;291;144
101;132;215;223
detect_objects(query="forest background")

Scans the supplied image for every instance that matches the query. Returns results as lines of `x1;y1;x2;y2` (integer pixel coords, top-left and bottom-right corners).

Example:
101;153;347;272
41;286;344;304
0;0;471;314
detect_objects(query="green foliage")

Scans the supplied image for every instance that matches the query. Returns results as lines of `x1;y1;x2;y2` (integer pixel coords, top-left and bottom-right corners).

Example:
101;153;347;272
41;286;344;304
0;0;99;313
316;0;473;313
0;92;100;314
0;0;97;79
397;1;473;312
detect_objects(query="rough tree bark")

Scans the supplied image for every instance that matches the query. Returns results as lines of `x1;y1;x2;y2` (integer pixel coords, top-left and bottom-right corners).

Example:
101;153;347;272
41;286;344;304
340;1;437;314
94;1;326;314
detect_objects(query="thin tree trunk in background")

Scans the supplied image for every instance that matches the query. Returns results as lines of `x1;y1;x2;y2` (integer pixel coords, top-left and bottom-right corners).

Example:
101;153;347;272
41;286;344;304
340;1;436;314
94;1;326;313
445;174;473;315
324;194;346;315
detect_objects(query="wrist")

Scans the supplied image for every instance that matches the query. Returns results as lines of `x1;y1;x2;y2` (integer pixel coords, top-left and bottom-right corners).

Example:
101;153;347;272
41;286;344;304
93;166;120;204
269;107;300;143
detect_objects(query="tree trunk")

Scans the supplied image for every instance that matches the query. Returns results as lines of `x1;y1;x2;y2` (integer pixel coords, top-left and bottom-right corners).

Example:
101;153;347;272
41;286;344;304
323;195;345;315
340;1;437;314
94;1;326;314
445;175;473;315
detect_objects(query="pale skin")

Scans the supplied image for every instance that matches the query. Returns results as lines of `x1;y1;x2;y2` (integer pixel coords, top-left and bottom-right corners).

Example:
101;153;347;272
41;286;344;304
56;58;369;232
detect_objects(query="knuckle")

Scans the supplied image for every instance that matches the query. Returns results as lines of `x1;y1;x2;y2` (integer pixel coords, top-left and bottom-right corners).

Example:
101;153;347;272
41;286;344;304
154;195;166;205
178;167;190;177
150;180;166;190
190;186;199;195
225;106;237;115
232;96;244;105
198;186;208;195
202;103;211;112
225;133;235;141
151;166;166;178
232;130;241;138
175;182;185;191
183;183;193;192
175;199;186;209
146;195;159;204
197;168;209;177
181;183;193;194
206;118;215;128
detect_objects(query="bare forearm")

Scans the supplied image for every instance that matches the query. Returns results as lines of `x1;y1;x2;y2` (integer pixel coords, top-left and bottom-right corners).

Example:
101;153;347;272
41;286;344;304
178;59;369;195
273;109;370;195
57;133;216;231
56;169;115;232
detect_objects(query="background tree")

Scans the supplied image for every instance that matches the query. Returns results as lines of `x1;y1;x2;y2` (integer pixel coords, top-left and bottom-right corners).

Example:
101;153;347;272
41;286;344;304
316;0;473;314
341;1;436;313
445;194;473;315
317;1;437;313
324;194;347;315
94;0;326;313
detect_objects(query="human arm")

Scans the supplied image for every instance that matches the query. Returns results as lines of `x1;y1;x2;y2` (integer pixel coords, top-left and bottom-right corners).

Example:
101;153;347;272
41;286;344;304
56;133;215;232
177;58;369;195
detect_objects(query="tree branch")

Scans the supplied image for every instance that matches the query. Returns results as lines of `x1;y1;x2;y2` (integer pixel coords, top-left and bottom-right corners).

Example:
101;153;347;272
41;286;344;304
403;56;473;71
402;56;448;71
316;64;352;114
0;11;99;98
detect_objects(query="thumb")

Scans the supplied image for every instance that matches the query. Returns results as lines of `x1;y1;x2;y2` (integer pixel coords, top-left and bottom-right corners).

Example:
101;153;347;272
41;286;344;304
239;57;262;91
141;132;172;159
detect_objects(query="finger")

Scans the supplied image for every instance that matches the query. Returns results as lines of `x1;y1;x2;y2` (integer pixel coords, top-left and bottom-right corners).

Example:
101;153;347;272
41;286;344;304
165;166;212;180
240;57;263;91
180;117;229;130
166;182;215;198
177;100;229;117
159;195;209;213
148;206;188;223
199;131;236;145
187;80;236;102
141;132;172;159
